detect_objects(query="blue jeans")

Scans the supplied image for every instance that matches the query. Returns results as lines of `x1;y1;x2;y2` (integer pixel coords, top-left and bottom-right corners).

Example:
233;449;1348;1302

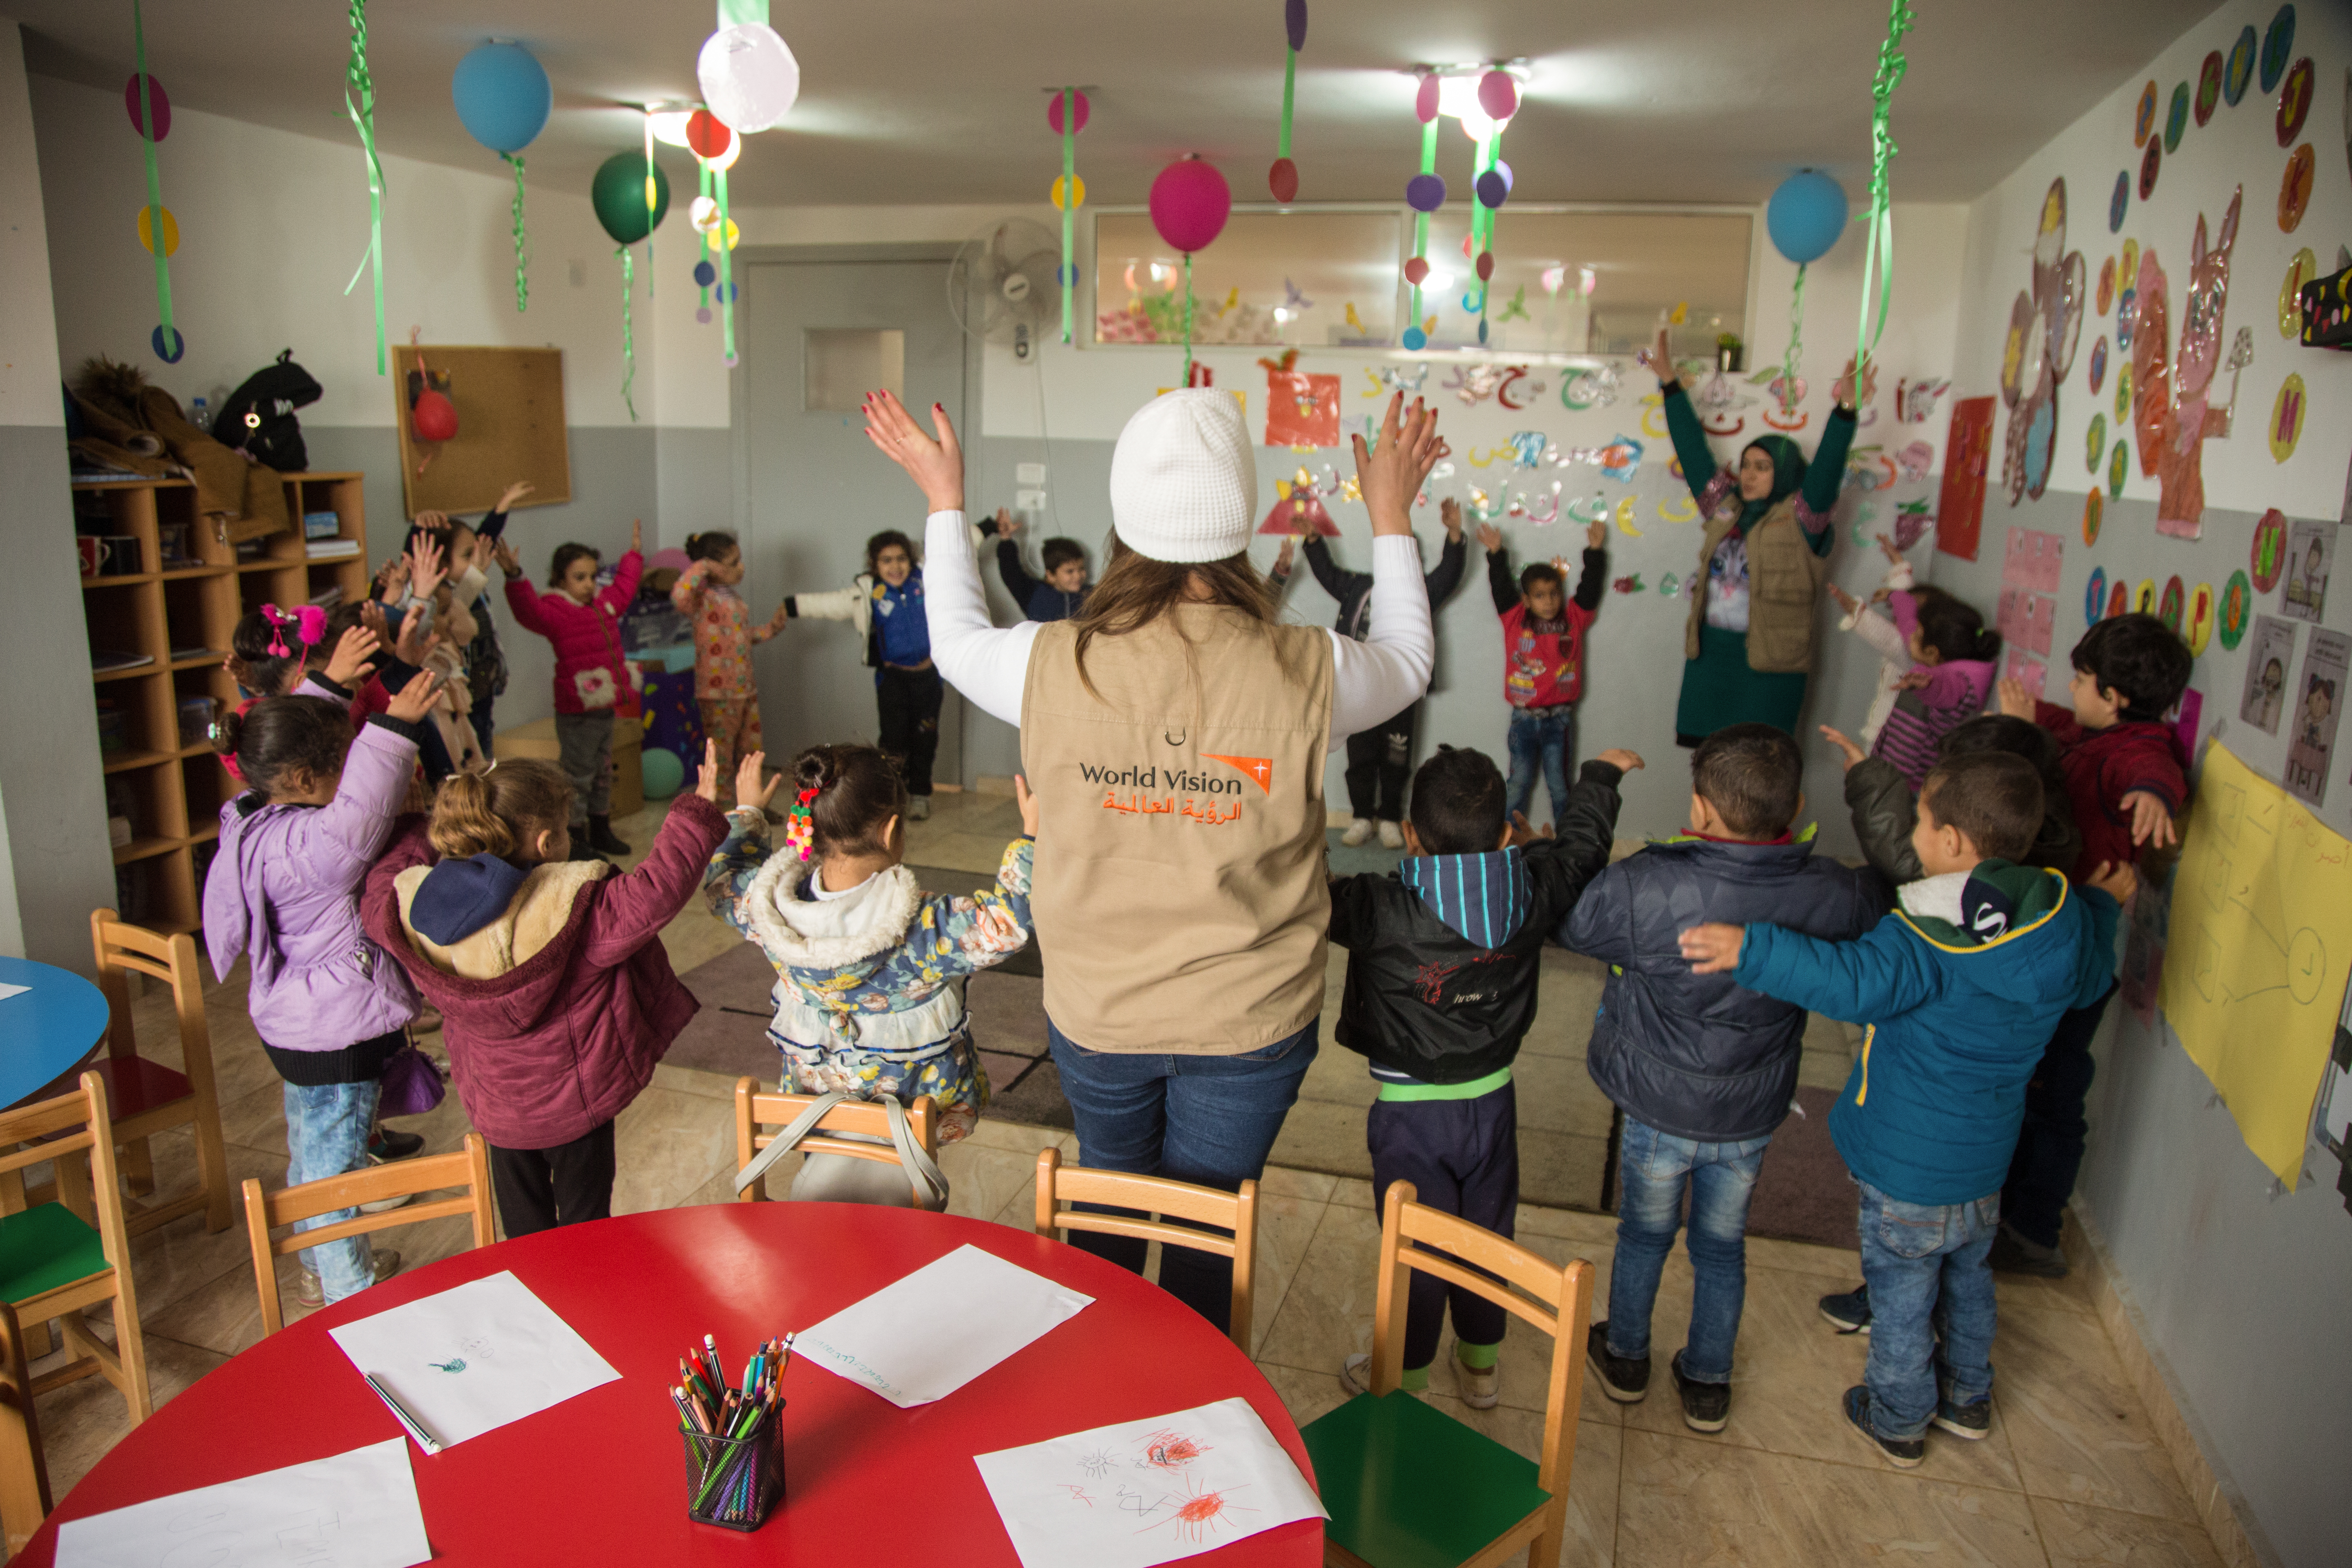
1047;1018;1319;1333
1605;1116;1771;1383
1857;1181;2000;1438
284;1080;382;1303
1505;706;1574;825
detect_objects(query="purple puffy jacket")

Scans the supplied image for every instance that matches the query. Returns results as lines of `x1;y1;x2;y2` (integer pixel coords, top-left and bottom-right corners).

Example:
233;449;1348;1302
202;718;423;1054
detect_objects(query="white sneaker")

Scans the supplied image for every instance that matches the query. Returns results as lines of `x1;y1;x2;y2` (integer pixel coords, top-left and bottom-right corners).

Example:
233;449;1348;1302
908;796;931;821
1341;819;1374;847
358;1153;416;1215
1340;1353;1374;1395
1377;820;1405;850
1454;1350;1501;1410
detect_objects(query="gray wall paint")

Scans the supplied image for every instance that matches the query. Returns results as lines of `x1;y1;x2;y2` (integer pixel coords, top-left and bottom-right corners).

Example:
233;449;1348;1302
2;423;120;973
1928;486;2352;1568
655;427;734;550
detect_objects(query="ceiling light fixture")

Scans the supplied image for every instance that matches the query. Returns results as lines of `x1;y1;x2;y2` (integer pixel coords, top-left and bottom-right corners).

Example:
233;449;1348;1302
648;105;697;147
1425;60;1529;143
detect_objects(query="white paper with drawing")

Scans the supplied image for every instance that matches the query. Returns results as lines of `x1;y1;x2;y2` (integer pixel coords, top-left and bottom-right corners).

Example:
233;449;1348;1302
795;1244;1092;1407
327;1270;619;1446
974;1396;1325;1568
53;1438;429;1568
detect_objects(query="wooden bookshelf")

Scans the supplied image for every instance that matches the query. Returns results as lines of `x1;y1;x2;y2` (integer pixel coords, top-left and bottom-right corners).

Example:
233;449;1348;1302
73;474;371;935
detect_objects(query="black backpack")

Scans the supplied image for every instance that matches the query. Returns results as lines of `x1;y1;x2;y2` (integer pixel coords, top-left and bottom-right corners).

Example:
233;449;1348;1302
214;349;321;471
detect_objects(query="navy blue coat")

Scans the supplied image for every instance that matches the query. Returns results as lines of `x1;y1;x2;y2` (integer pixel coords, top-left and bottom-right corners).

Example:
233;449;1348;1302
1558;834;1888;1142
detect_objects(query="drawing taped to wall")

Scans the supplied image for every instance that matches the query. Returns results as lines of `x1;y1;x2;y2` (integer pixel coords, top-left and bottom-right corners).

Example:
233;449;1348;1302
2283;517;2332;624
2131;185;2243;541
2285;629;2350;808
1936;396;1996;561
2240;616;2297;735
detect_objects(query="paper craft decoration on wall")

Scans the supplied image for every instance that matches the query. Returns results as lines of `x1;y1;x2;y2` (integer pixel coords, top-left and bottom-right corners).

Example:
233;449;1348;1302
1268;0;1305;202
2282;517;2330;624
1998;178;2082;506
126;2;180;363
1936;395;1994;561
2260;5;2295;95
2278;57;2314;146
1258;470;1338;537
2279;142;2314;232
2219;569;2252;650
2226;24;2257;105
2287;626;2348;808
2132;186;2242;539
451;41;550;313
2239;615;2296;733
1997;526;2062;657
2269;372;2306;460
1260;350;1340;448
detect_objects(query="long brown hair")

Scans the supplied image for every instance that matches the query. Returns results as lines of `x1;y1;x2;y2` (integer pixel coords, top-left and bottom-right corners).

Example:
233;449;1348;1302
429;760;574;861
1070;535;1298;701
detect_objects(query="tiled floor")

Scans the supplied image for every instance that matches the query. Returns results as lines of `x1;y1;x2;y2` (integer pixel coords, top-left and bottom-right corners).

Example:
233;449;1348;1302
22;789;2226;1566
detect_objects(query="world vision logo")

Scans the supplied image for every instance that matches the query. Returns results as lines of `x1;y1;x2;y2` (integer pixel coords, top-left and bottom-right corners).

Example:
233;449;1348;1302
1203;754;1274;794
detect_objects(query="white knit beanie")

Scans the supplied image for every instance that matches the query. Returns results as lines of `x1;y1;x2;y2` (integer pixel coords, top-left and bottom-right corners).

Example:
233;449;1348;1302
1108;389;1257;564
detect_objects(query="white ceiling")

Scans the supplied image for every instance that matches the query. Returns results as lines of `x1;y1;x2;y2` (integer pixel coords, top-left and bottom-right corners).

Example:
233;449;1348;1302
10;0;2216;210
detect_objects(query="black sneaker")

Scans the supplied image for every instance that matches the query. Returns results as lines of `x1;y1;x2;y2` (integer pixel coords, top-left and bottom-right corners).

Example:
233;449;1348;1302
1670;1351;1729;1433
1933;1393;1992;1440
1819;1284;1872;1335
1585;1321;1650;1403
367;1127;424;1161
1987;1223;2069;1278
1843;1385;1924;1468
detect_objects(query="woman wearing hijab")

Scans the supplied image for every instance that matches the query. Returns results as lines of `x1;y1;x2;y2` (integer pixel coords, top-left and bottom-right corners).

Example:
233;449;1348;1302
864;386;1445;1334
1654;327;1875;744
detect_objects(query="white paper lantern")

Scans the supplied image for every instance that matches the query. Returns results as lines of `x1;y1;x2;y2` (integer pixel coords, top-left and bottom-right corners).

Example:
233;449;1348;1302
697;24;799;134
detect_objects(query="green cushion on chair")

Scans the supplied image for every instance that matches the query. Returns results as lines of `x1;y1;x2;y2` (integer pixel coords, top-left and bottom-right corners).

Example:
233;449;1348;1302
0;1203;109;1302
1301;1389;1552;1568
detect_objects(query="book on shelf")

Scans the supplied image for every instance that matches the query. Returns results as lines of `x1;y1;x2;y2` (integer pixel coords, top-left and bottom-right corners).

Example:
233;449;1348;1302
169;646;226;664
91;649;154;673
305;539;361;560
303;510;343;540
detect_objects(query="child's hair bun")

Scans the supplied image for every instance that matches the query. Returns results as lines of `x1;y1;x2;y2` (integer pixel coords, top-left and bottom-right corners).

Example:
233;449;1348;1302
793;748;836;793
210;708;243;758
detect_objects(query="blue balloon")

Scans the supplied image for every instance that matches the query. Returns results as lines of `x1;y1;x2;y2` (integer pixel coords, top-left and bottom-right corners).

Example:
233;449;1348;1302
1765;170;1848;266
451;41;550;156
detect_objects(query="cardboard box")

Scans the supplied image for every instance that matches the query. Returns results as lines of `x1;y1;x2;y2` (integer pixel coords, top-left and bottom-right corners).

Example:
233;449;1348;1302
497;714;644;817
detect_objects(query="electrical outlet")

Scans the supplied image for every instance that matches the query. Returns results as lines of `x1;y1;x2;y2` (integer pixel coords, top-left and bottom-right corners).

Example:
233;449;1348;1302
1016;490;1047;510
1016;463;1048;485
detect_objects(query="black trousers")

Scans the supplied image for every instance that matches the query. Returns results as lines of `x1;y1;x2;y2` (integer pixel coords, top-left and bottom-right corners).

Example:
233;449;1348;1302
472;691;497;760
2001;980;2115;1249
1368;1086;1519;1371
488;1119;617;1239
1344;703;1418;823
876;665;943;796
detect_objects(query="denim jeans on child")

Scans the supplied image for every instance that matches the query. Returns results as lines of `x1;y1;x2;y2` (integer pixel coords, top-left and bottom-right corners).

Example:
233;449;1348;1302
1505;706;1574;826
283;1079;383;1303
1048;1018;1319;1334
1605;1116;1771;1383
1857;1181;2000;1438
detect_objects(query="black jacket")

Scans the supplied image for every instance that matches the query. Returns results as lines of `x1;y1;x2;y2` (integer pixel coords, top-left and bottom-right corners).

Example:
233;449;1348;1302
1305;532;1466;641
1843;756;2083;886
978;517;1088;622
1329;760;1624;1085
1560;833;1888;1142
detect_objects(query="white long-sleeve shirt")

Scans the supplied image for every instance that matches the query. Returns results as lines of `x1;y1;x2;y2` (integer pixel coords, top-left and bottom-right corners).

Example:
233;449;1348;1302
922;510;1433;751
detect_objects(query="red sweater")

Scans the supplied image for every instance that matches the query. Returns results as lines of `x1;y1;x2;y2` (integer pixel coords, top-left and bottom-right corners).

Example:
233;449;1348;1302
503;550;643;715
2034;701;2189;880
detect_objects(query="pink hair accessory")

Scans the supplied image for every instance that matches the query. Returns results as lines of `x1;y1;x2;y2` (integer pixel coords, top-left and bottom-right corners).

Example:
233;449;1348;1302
258;604;326;659
783;786;820;862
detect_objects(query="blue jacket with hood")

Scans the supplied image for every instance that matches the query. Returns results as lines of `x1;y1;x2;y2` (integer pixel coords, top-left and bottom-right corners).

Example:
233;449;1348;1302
1731;860;2121;1206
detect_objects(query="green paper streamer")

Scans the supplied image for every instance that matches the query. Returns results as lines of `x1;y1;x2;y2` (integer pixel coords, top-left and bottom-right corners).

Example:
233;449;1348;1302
131;0;176;359
696;160;713;316
643;120;656;298
717;165;737;366
1782;261;1807;414
618;244;638;422
1853;0;1918;366
1278;47;1296;159
341;0;388;375
1060;89;1075;347
716;0;768;25
1182;252;1195;385
1408;117;1437;339
502;152;528;314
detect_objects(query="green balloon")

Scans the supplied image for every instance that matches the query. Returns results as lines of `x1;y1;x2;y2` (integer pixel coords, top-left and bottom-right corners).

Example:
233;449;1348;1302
591;151;671;245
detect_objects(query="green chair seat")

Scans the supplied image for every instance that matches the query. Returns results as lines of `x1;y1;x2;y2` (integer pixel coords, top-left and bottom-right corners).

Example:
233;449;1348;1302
1301;1389;1552;1568
0;1203;108;1302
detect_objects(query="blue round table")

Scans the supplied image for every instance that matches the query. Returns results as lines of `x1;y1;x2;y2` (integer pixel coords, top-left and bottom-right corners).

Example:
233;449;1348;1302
0;957;109;1109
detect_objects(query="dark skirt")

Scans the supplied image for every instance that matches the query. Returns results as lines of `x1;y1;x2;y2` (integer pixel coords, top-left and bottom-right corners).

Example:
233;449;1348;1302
1675;624;1809;743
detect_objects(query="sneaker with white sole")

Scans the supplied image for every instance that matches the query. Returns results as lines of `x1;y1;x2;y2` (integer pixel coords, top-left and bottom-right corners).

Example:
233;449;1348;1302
293;1248;403;1308
1819;1283;1872;1334
1586;1321;1651;1403
1377;820;1405;850
908;796;931;821
358;1153;417;1215
1452;1350;1499;1410
1341;818;1374;847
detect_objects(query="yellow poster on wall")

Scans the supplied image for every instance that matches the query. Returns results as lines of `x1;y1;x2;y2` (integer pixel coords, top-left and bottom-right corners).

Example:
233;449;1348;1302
2158;742;2352;1180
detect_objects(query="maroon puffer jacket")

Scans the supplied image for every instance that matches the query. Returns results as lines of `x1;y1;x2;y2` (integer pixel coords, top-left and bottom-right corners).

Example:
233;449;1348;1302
2035;701;2191;879
360;794;728;1148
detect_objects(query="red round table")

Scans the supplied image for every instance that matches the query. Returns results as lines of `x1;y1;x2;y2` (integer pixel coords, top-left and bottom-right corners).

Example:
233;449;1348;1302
18;1205;1322;1564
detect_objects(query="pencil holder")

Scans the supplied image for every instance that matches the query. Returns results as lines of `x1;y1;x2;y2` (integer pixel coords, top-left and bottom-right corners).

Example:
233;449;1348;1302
682;1403;786;1531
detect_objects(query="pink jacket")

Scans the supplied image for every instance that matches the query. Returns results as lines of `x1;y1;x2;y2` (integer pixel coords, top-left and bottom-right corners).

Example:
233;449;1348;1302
503;550;643;715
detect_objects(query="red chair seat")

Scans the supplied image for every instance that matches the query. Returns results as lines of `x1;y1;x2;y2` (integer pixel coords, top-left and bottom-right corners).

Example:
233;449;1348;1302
87;1058;192;1123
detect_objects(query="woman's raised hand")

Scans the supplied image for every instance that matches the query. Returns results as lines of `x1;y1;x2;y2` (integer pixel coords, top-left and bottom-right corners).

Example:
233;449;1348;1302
864;390;966;514
1833;356;1880;412
1645;325;1676;388
1354;392;1446;538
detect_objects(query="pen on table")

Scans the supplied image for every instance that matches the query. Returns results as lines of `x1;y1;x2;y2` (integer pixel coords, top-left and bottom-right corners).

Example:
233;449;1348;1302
365;1373;445;1454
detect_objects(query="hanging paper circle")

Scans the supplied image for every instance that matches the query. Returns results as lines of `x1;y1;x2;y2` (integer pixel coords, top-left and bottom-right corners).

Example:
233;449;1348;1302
1414;74;1440;124
2185;582;2216;655
694;259;716;287
1404;173;1446;213
2225;26;2256;105
1148;157;1231;253
1765;171;1847;265
2138;138;2160;200
2108;170;2127;232
697;307;713;324
717;282;737;304
2196;52;2222;125
2083;491;2104;547
1474;162;1513;209
2280;143;2314;232
1402;326;1428;351
1268;158;1298;204
691;195;720;232
2086;567;2108;626
2269;374;2306;460
686;109;734;162
2253;509;2289;589
697;23;801;134
2133;82;2157;145
1045;89;1090;135
2021;397;2055;499
150;324;184;363
1285;0;1307;52
412;388;459;443
2218;572;2252;650
716;219;740;252
2164;82;2189;151
2259;6;2294;96
450;41;550;156
1477;319;1490;345
2281;249;2317;336
1403;256;1430;285
1051;174;1087;210
591;151;670;243
2276;57;2313;145
123;74;171;140
1478;70;1518;122
2089;335;2108;393
2085;413;2106;471
2158;577;2185;634
2107;437;2129;498
2134;578;2158;616
136;205;180;257
1475;251;1494;282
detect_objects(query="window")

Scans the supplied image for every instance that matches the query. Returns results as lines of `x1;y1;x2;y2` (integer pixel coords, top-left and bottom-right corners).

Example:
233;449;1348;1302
804;329;904;412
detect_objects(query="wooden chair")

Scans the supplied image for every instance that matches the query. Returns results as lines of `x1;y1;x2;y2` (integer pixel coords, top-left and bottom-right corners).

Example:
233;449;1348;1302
0;1074;151;1432
88;910;232;1235
1301;1179;1596;1568
0;1302;51;1555
242;1134;496;1336
732;1080;938;1204
1031;1147;1258;1354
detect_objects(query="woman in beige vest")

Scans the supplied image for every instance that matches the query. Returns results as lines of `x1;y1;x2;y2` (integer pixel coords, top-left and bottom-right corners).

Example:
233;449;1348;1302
865;386;1446;1332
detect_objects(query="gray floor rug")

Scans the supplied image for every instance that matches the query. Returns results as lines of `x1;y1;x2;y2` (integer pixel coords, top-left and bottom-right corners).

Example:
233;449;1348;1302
1742;1086;1860;1251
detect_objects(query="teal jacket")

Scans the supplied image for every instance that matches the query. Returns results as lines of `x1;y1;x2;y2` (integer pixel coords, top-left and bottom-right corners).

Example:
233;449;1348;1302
1731;861;2119;1206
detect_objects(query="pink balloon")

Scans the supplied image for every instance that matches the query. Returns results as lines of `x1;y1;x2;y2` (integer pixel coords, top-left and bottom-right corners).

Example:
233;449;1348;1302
1415;73;1441;124
1149;156;1232;254
1046;90;1090;135
1478;69;1518;122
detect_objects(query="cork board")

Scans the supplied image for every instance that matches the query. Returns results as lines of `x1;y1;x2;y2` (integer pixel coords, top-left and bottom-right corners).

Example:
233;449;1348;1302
390;345;572;518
